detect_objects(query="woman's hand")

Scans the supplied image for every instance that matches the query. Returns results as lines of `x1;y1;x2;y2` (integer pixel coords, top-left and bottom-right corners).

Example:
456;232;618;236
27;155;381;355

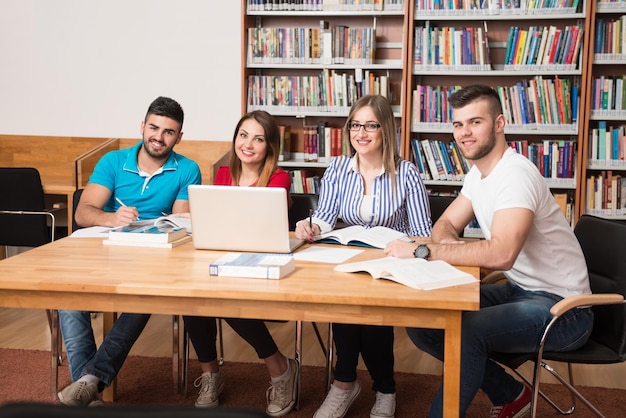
295;219;320;242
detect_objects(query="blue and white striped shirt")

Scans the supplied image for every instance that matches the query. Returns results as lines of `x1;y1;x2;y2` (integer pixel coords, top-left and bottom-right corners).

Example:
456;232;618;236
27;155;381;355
312;155;432;237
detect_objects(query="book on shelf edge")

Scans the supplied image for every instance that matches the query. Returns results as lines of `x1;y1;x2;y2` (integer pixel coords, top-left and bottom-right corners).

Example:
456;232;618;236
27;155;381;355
209;253;295;279
334;256;478;291
103;235;191;249
316;225;409;249
108;218;189;243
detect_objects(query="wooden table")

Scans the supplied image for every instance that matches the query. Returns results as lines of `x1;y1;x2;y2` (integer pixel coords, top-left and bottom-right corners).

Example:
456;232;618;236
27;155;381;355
0;237;480;417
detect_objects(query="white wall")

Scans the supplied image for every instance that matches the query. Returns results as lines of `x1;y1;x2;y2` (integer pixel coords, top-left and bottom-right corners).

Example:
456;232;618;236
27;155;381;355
0;0;241;141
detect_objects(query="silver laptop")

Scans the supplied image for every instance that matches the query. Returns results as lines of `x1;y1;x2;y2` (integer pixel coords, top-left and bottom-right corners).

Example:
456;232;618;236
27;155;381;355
188;185;305;253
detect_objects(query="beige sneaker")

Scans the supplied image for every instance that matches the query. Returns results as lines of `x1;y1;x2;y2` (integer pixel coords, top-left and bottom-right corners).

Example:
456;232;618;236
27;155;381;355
265;358;299;417
193;371;225;408
370;392;396;418
57;381;100;406
313;381;361;418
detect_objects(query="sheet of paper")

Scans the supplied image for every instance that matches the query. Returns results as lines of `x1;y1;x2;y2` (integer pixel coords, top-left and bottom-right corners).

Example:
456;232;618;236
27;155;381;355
70;226;111;238
293;246;363;264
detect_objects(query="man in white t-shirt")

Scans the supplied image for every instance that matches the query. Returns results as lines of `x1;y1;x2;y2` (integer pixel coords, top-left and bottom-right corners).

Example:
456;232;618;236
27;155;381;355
385;84;593;418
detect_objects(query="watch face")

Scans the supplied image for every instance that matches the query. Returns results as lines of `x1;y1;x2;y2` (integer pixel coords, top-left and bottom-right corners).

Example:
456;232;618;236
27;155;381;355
415;244;429;259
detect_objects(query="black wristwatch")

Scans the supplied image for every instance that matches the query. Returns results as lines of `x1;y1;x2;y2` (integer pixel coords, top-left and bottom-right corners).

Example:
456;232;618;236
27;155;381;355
414;244;431;260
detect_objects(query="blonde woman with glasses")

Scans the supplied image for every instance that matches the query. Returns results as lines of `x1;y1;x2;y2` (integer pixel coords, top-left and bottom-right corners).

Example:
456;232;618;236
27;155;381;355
295;95;432;418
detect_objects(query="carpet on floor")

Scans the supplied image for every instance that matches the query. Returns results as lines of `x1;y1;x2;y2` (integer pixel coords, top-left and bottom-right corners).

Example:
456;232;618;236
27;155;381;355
0;349;623;417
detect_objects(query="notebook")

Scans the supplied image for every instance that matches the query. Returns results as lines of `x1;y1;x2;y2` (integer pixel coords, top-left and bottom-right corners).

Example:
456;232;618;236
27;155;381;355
188;185;305;253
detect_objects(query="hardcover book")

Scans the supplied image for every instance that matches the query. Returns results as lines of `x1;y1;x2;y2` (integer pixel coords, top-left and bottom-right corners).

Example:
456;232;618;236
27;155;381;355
316;225;409;249
209;252;295;279
334;256;478;291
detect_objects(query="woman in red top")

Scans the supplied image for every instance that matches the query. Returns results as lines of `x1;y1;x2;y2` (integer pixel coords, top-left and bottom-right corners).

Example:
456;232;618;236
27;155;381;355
184;111;297;417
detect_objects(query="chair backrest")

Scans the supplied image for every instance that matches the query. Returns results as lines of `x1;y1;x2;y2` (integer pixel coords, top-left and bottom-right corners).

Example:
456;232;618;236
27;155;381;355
71;188;84;232
574;215;626;360
0;167;51;247
428;195;455;224
288;193;319;231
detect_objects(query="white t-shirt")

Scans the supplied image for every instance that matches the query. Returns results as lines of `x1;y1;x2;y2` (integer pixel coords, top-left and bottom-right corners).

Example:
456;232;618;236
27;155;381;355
461;148;590;298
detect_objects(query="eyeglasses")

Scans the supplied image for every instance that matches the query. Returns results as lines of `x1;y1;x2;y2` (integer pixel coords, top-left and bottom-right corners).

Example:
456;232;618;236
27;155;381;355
348;122;381;132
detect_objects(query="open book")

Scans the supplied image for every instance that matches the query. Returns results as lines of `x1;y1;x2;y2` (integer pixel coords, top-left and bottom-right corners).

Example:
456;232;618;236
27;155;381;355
108;217;188;243
316;225;409;249
334;256;477;290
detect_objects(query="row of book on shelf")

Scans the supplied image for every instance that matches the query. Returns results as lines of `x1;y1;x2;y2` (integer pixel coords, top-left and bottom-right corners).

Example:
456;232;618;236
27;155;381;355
414;0;580;15
588;122;626;163
595;16;626;56
247;69;389;112
289;169;321;194
412;138;577;182
248;21;375;65
591;75;626;112
586;171;626;216
413;22;491;69
247;0;405;12
278;123;350;163
503;24;583;68
411;77;579;128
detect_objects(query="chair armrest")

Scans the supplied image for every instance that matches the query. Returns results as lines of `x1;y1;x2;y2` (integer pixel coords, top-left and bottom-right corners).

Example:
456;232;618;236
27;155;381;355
550;294;624;317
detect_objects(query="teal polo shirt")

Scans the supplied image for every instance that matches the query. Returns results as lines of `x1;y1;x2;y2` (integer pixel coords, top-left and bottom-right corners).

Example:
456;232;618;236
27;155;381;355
89;141;202;219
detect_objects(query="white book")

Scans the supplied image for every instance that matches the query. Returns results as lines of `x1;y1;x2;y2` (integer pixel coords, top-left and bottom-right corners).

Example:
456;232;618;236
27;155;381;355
334;256;478;291
103;235;192;249
209;253;295;279
316;225;409;249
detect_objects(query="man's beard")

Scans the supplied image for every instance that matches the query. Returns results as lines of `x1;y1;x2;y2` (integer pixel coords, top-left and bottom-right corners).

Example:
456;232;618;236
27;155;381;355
458;128;496;161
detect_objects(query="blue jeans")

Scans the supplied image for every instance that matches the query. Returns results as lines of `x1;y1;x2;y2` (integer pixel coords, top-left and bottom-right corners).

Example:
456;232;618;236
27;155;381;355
407;281;594;418
59;310;151;392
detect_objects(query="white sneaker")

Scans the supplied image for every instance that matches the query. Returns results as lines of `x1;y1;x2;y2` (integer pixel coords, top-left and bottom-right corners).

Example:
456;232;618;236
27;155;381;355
193;371;225;408
266;358;299;417
370;392;396;418
313;381;361;418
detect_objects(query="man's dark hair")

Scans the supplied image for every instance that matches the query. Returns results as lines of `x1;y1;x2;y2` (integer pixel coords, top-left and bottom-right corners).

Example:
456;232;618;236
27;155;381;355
145;96;184;130
448;84;503;118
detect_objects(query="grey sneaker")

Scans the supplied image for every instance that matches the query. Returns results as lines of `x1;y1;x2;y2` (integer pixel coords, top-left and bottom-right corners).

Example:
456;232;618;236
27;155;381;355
313;381;361;418
370;392;396;418
193;371;225;408
265;358;299;417
57;381;100;406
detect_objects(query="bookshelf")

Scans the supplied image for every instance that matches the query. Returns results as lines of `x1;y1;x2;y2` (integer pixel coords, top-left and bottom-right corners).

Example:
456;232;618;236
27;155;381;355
405;0;593;225
241;0;411;194
579;0;626;220
241;0;621;225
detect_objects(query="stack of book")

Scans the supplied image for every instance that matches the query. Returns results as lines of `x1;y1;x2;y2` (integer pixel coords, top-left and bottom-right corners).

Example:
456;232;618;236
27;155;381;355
103;217;192;248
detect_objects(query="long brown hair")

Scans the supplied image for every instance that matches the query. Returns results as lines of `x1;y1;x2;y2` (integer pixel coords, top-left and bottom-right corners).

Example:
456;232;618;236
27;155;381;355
229;110;280;187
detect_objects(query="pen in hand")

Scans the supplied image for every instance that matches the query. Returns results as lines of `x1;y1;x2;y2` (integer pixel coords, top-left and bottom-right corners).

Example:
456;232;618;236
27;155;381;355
115;197;139;221
308;208;314;242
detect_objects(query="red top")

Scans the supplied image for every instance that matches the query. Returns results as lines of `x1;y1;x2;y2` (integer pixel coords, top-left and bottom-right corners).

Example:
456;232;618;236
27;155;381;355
214;166;292;205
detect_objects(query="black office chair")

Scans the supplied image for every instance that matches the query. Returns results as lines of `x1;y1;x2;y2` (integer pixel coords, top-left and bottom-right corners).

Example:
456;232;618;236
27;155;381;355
288;193;319;231
428;195;455;224
489;215;626;417
0;167;64;399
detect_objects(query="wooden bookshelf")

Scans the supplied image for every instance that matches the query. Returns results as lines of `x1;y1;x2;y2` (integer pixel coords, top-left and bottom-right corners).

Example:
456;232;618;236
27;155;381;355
579;0;626;220
241;0;411;181
405;0;594;225
241;0;623;225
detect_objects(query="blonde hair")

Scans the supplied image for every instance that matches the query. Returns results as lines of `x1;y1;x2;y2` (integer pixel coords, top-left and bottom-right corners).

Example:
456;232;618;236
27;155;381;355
342;95;401;188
